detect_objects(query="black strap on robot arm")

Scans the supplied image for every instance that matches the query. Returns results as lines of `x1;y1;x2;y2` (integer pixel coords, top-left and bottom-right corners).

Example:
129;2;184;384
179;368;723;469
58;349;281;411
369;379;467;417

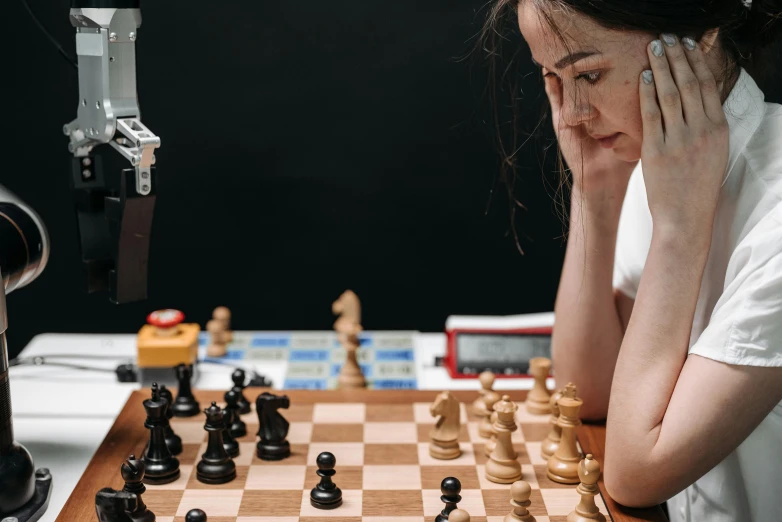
71;155;155;304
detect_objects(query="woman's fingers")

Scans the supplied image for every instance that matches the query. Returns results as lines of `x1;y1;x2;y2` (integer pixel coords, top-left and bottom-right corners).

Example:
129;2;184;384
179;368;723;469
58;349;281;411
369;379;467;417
646;37;683;138
680;36;726;124
639;70;664;149
658;34;706;127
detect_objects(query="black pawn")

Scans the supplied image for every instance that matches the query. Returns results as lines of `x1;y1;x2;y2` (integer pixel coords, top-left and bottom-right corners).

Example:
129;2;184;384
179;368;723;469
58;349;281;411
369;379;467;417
221;401;240;458
435;477;461;522
159;384;183;455
310;451;342;509
196;402;236;484
231;369;251;415
121;454;155;522
225;390;247;438
141;384;180;484
185;508;207;522
173;363;200;417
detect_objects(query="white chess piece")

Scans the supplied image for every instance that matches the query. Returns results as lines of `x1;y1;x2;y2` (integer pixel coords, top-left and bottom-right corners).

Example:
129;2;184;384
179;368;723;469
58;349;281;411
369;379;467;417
504;480;535;522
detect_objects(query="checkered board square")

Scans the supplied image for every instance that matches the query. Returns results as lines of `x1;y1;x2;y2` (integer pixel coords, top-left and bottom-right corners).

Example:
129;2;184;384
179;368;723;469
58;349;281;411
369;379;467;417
141;398;609;522
57;390;667;522
198;331;418;390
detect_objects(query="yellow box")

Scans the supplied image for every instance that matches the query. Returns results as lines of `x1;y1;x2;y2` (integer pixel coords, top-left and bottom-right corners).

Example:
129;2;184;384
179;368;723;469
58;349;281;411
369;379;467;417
137;323;200;368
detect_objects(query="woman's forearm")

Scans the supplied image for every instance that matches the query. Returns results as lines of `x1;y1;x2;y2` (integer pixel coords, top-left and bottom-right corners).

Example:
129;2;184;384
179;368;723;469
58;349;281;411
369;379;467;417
605;224;711;483
552;186;628;420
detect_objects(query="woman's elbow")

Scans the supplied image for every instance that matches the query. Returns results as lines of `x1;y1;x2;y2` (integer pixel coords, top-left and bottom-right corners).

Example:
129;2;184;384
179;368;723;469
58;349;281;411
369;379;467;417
603;463;669;508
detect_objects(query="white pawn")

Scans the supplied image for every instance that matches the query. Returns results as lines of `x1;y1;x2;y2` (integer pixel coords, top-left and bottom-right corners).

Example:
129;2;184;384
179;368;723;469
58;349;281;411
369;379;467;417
206;319;228;357
472;371;496;416
479;390;501;439
526;357;552;415
504;480;535;522
212;306;233;343
567;454;606;522
450;508;471;522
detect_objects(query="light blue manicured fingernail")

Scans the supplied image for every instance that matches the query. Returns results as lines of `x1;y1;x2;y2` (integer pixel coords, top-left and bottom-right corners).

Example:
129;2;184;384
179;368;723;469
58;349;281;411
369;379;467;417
642;70;653;84
683;37;696;50
651;40;664;57
662;34;677;47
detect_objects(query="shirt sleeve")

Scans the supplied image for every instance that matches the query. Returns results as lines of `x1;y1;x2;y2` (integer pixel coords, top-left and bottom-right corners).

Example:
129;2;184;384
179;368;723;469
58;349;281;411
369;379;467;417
612;163;652;300
690;203;782;367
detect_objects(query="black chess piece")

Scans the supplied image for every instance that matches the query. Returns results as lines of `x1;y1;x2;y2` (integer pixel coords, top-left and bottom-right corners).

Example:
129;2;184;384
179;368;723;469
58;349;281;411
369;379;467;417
310;452;342;509
255;392;291;460
185;508;207;522
221;402;240;458
435;477;462;522
196;402;236;484
141;383;180;484
225;390;247;438
172;364;200;417
95;487;138;522
231;369;251;415
120;454;155;522
159;385;183;455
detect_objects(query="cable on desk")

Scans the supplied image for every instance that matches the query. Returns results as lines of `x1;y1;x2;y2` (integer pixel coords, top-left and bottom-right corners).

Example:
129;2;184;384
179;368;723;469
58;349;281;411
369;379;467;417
199;358;273;387
9;356;119;373
9;354;128;366
9;356;272;386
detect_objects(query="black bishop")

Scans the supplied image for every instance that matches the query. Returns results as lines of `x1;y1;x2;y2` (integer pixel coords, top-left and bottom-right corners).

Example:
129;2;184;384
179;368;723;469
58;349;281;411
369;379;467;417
121;454;155;522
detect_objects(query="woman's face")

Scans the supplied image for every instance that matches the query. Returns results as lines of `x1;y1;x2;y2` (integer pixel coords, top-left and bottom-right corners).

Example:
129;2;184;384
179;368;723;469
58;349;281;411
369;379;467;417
517;2;654;162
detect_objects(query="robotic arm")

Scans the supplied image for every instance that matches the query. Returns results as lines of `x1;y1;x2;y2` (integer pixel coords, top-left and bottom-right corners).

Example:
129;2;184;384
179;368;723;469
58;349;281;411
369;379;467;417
0;188;52;522
64;0;158;304
1;2;156;519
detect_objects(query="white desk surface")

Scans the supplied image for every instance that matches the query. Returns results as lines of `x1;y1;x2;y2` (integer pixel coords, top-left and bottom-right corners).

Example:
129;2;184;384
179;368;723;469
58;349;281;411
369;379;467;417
10;325;553;522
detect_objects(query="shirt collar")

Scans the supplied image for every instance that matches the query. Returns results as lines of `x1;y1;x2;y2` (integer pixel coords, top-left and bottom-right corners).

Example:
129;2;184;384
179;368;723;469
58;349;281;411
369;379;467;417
722;68;766;185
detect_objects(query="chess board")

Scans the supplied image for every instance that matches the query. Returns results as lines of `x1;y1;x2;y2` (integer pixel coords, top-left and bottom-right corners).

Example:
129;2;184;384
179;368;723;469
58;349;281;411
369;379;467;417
199;331;418;390
56;390;667;522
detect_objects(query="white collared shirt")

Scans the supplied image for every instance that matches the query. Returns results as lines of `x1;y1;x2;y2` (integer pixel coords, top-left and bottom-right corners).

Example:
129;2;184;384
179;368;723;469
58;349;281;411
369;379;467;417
612;68;782;522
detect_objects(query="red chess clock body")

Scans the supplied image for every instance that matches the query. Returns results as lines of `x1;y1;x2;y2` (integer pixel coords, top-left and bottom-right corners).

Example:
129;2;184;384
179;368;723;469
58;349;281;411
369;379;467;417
443;325;553;379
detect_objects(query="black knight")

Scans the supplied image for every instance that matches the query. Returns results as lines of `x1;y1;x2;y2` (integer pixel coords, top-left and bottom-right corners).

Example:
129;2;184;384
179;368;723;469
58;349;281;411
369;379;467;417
255;392;291;460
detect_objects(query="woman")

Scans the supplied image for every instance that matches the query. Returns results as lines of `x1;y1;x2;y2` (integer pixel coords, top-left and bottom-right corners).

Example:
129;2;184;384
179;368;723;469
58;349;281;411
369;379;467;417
482;0;782;520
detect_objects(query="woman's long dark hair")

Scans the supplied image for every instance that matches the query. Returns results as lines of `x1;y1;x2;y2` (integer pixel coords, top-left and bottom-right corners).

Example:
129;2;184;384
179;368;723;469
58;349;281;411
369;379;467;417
477;0;782;248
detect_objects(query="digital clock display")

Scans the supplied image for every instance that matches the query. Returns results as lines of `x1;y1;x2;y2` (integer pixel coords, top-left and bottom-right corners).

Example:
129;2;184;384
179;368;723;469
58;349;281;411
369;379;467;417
455;333;551;375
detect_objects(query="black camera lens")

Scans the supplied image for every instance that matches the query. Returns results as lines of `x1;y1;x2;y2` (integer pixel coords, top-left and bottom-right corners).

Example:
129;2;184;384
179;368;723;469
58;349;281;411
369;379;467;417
0;203;47;294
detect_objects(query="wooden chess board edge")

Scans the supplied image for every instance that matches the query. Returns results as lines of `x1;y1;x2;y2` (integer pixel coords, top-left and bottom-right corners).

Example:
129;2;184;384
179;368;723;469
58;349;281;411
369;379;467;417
56;389;150;522
56;389;668;522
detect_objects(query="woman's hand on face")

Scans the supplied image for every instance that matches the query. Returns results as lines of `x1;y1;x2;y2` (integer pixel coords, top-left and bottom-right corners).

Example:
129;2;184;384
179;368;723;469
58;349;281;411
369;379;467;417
639;35;729;239
544;71;636;198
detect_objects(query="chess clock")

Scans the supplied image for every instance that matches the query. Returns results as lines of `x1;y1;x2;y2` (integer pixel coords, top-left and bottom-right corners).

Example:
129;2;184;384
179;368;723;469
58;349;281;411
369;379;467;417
443;313;553;379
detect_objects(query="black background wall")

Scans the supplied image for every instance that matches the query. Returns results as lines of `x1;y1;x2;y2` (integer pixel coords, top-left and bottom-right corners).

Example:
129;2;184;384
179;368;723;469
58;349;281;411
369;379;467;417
7;1;781;361
6;0;568;359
